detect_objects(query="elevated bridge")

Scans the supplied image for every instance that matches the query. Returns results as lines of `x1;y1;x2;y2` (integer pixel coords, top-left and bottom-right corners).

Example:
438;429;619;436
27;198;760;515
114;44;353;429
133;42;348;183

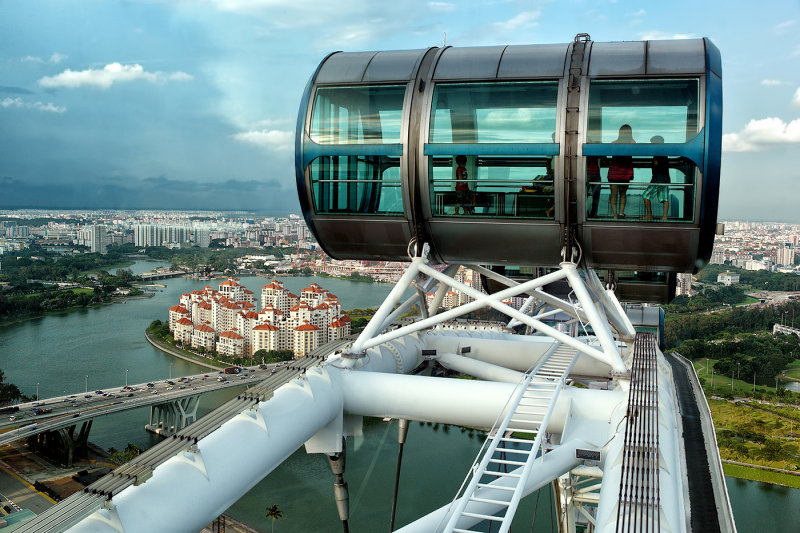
0;366;278;464
16;351;332;533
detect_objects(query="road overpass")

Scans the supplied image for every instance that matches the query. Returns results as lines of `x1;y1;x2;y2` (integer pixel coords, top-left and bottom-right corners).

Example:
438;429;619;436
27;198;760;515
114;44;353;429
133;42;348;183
14;346;335;533
0;365;284;449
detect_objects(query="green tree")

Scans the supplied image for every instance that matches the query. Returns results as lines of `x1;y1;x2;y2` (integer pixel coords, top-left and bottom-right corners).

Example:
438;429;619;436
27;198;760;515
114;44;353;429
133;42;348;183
0;370;28;405
266;504;283;533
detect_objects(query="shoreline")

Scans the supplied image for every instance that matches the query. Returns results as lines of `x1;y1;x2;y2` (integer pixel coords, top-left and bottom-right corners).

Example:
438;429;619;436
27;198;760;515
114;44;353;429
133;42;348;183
144;331;226;370
0;293;154;329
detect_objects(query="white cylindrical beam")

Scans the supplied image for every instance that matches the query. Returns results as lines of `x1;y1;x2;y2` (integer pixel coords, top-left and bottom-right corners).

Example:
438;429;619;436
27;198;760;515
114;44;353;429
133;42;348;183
436;352;525;383
68;369;344;533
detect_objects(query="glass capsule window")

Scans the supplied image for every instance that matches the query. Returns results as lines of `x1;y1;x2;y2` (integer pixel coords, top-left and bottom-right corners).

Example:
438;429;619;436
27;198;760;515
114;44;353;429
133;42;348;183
428;82;559;218
584;156;696;221
310;85;406;144
429;156;555;219
586;79;700;143
430;82;559;143
585;79;701;223
309;156;402;215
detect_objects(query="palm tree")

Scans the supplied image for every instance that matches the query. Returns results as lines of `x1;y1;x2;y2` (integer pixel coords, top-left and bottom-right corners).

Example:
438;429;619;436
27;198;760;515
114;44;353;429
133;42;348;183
266;504;283;532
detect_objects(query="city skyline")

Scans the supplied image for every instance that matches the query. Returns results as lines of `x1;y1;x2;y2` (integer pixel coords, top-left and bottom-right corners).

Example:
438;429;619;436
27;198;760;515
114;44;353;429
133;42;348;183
1;1;799;219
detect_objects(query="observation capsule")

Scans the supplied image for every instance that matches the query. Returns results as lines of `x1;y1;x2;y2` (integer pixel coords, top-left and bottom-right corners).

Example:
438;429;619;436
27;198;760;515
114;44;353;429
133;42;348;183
296;35;722;274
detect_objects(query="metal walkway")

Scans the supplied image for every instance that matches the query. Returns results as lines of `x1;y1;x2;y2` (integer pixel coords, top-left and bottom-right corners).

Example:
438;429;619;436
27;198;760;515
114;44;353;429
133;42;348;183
615;332;660;533
15;340;348;533
443;343;578;533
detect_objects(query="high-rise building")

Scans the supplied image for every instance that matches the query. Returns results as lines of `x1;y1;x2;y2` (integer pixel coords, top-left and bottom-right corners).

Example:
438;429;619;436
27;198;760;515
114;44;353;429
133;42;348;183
90;225;108;254
778;242;795;266
676;273;692;296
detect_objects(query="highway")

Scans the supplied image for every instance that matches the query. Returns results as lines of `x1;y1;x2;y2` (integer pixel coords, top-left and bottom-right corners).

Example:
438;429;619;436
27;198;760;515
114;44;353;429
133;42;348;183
0;364;288;446
15;341;343;533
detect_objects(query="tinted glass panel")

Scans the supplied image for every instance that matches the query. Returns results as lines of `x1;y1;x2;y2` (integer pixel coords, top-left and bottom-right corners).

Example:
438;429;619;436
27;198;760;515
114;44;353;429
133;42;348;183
310;86;405;144
310;156;402;214
586;79;700;143
429;156;554;219
430;82;558;143
585;156;696;222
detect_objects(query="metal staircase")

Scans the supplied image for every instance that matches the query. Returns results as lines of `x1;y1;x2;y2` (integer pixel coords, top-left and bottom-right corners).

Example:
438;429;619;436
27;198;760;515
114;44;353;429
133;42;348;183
443;343;579;533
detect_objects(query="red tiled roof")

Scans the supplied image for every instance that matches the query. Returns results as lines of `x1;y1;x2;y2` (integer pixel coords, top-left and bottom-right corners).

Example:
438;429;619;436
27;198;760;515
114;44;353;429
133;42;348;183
290;304;310;311
194;324;215;333
169;305;190;314
198;302;212;310
253;323;280;331
177;317;194;326
295;323;320;331
302;285;325;293
219;330;244;340
244;311;259;319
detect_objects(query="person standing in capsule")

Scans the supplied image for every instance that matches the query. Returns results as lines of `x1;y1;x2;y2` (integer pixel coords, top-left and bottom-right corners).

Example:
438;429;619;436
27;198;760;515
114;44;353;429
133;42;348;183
454;154;472;215
607;124;635;219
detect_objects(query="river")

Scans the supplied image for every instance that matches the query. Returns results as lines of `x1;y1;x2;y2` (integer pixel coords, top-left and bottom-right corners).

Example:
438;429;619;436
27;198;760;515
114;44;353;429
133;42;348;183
0;260;797;531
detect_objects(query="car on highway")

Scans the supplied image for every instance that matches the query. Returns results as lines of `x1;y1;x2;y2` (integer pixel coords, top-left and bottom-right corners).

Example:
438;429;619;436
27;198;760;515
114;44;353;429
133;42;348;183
95;390;104;395
147;383;155;388
84;395;93;399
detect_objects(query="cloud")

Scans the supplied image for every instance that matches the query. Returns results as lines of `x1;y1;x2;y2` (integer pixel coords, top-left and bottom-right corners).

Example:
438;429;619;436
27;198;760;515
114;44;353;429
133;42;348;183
794;87;800;108
427;1;455;12
630;9;646;17
38;63;193;90
233;129;294;151
21;53;67;64
775;19;797;34
491;10;541;32
722;117;800;152
0;97;66;113
761;79;789;86
639;31;695;40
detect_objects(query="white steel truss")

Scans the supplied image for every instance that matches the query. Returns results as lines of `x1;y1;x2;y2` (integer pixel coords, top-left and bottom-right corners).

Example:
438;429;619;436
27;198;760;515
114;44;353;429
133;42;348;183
346;244;632;373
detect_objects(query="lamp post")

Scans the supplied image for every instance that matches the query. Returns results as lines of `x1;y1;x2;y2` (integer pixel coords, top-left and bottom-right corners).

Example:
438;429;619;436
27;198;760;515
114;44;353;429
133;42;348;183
36;382;39;401
737;362;741;381
706;358;709;376
712;368;715;390
125;369;129;387
85;375;88;393
753;371;756;393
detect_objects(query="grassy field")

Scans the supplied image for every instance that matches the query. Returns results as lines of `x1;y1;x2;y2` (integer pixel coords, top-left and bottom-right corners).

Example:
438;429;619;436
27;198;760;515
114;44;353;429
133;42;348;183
785;359;800;380
707;399;800;478
722;463;800;489
693;359;779;395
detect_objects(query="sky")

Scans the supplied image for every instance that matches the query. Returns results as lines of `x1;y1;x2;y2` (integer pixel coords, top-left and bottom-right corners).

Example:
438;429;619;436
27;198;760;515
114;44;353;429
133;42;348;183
1;0;799;219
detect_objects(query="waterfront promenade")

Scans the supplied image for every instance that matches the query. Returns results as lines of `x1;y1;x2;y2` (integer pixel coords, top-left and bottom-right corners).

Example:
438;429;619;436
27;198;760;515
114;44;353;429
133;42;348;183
144;332;224;370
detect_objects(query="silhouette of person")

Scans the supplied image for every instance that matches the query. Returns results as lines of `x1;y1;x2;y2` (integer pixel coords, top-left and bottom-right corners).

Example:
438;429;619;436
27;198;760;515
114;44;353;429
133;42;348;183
454;155;472;215
643;135;671;220
607;125;635;219
587;156;602;218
